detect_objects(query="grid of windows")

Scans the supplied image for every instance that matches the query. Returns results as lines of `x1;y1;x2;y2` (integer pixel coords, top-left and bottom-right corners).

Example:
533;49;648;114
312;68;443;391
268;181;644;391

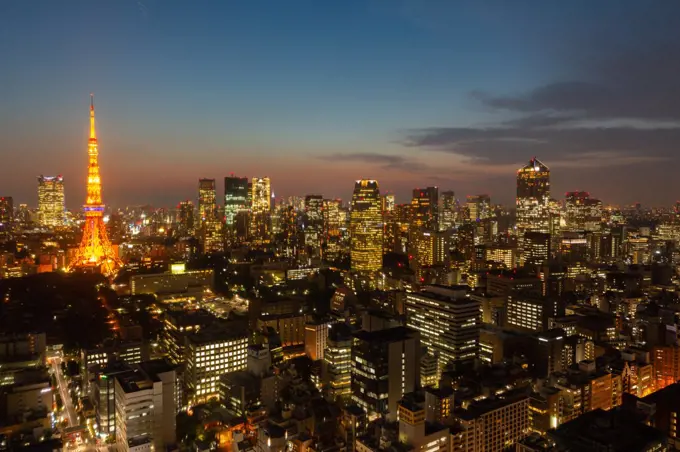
187;337;248;402
406;288;479;370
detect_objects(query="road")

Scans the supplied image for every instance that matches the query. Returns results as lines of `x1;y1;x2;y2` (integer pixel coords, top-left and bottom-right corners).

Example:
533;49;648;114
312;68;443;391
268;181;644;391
50;354;115;452
51;356;77;427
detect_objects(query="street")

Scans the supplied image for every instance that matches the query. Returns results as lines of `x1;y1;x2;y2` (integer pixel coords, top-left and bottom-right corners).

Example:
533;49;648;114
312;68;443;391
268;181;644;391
51;356;77;427
50;354;113;452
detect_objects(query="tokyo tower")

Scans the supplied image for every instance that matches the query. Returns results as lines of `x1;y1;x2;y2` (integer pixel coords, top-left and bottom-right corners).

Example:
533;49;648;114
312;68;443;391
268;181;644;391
69;95;121;276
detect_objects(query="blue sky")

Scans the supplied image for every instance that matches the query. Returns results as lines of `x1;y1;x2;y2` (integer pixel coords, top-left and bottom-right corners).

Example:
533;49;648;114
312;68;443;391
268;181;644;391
2;0;679;207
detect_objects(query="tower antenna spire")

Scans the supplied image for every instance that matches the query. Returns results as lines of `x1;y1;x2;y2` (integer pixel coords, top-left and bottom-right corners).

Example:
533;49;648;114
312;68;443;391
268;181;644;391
89;93;96;139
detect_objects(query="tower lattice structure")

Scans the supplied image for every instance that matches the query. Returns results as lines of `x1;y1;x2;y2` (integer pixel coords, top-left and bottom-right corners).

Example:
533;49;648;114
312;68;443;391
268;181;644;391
69;95;121;276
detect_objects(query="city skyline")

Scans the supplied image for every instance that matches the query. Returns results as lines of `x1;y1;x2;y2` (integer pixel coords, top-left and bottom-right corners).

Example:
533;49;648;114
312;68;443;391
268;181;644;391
5;3;680;452
3;1;680;207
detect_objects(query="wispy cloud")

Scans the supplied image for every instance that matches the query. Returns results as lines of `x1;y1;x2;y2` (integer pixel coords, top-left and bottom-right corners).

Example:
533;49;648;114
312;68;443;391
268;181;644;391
136;1;148;17
318;152;430;172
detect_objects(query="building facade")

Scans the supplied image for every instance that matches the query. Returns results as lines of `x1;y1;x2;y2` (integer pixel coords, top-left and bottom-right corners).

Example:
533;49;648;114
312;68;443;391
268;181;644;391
224;176;249;227
351;326;420;421
250;177;271;243
406;285;479;370
350;180;383;273
37;175;65;227
184;327;249;404
516;158;550;244
0;196;13;238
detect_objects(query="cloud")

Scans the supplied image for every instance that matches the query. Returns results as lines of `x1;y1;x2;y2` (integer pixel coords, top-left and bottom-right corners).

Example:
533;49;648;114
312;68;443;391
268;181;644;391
403;125;680;165
471;41;680;122
318;152;430;171
402;36;680;172
136;1;149;17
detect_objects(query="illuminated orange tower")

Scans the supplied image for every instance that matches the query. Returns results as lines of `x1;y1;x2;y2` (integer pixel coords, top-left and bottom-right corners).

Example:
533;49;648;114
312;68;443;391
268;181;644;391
69;95;121;276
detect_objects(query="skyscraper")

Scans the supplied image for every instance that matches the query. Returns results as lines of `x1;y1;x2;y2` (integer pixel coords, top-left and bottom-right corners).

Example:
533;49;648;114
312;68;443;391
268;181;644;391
350;180;383;272
197;179;222;252
304;194;324;257
412;187;439;230
382;194;395;212
250;177;271;243
70;95;121;275
351;326;420;421
466;194;491;222
323;199;342;238
406;285;480;371
323;198;343;261
37;175;65;227
0;197;13;238
565;191;603;232
522;231;551;267
177;200;195;237
224;176;249;227
324;323;352;400
412;230;449;278
516;157;551;241
439;190;457;231
198;179;217;222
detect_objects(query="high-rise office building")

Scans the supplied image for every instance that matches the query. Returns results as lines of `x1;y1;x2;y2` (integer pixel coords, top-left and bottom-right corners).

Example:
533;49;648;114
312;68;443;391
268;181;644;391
549;198;562;256
184;326;249;404
506;290;561;333
276;205;298;257
323;198;342;238
204;219;223;253
439;190;457;231
529;329;565;378
0;196;13;238
324;323;352;400
250;177;271;243
351;326;420;421
304;319;329;361
516;157;550;239
323;198;343;261
466;194;491;222
453;391;530;452
38;175;65;227
565;191;603;232
197;179;222;252
382;194;395;212
304;194;324;256
111;360;178;451
176;200;195;237
412;230;449;274
412;187;439;230
522;231;551;267
198;179;216;222
224;176;249;226
406;285;479;370
350;180;383;272
16;204;33;229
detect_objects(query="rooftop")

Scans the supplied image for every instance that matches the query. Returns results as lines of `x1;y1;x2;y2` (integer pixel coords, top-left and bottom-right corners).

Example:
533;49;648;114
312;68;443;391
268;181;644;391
549;408;666;452
187;322;249;344
535;328;566;341
353;326;418;343
116;369;154;393
165;308;218;328
520;157;550;172
456;389;529;420
138;359;176;381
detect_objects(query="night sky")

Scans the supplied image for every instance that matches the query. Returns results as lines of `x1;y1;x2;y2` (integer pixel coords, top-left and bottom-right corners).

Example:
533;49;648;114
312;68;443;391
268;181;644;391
2;1;680;209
